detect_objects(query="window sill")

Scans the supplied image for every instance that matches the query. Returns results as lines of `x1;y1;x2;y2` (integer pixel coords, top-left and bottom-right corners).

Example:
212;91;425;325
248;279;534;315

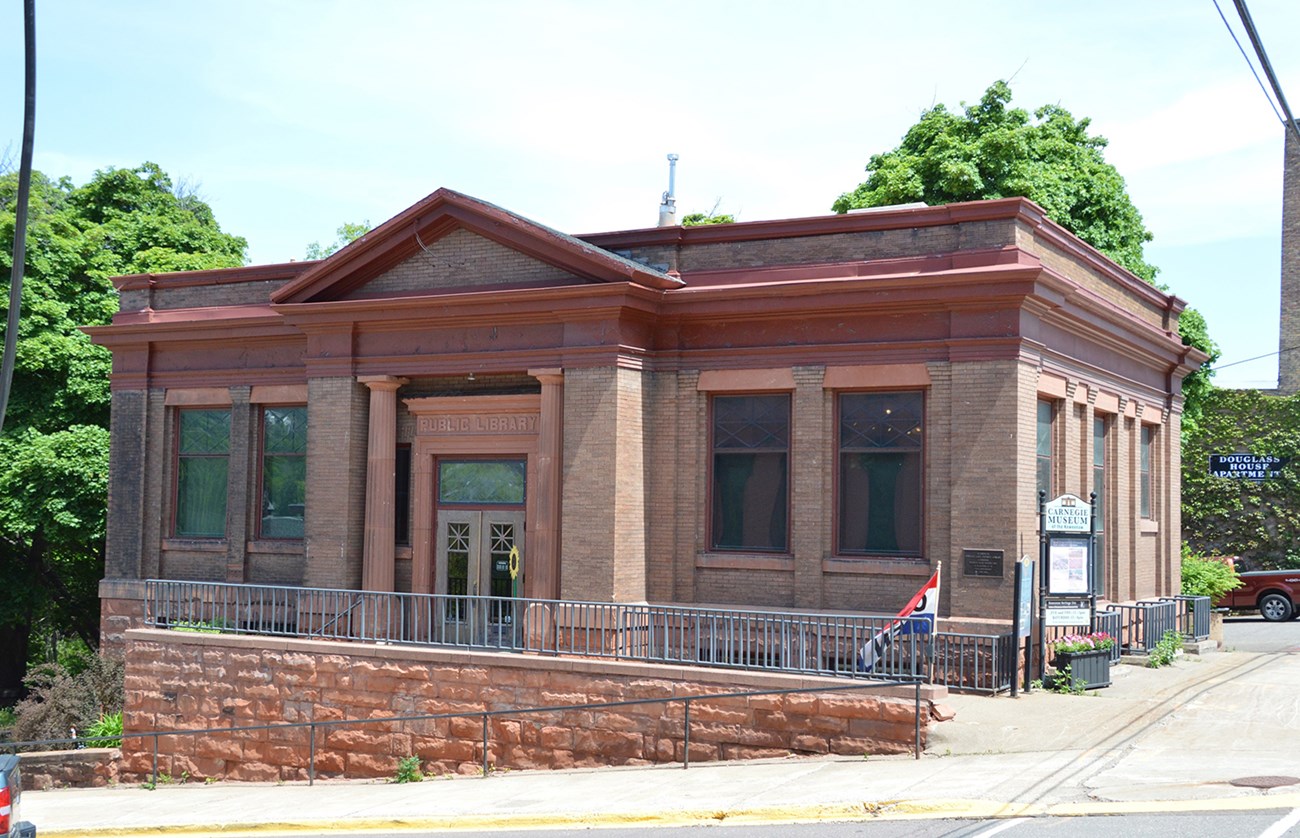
162;538;226;553
396;546;413;561
1139;519;1159;534
246;540;304;554
822;558;931;576
696;553;794;572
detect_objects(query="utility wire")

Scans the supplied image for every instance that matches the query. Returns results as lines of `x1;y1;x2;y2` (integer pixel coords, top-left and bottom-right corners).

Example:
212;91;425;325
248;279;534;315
1213;0;1285;125
1230;0;1300;146
1214;343;1300;372
0;0;36;435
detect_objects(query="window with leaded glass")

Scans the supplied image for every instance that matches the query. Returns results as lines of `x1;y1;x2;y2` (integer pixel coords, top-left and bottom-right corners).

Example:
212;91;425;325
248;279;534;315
1093;416;1107;593
838;392;923;556
1036;401;1054;501
260;406;307;539
1140;424;1153;519
175;409;230;538
711;394;789;552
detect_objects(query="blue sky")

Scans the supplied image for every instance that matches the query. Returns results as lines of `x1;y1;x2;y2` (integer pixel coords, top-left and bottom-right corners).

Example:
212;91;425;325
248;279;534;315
2;1;1297;388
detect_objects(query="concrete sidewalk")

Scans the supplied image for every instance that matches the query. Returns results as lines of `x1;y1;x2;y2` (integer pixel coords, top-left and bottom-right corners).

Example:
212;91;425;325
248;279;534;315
25;648;1300;836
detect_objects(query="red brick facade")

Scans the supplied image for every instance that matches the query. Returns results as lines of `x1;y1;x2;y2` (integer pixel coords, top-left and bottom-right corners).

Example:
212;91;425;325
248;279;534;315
89;189;1203;641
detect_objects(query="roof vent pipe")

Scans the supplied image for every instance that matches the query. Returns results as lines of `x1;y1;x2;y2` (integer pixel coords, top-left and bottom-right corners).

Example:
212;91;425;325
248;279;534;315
658;153;679;227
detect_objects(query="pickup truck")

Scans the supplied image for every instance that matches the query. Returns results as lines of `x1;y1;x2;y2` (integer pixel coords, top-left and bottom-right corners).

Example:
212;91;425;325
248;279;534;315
1217;569;1300;622
0;754;35;838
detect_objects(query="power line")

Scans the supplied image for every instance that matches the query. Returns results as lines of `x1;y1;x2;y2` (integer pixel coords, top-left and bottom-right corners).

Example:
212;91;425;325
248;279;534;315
1213;0;1285;125
1230;0;1300;146
1214;343;1300;372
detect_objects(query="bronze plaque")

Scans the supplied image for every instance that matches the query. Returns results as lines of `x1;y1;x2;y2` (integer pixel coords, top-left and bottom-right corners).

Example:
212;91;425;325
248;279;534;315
963;548;1004;578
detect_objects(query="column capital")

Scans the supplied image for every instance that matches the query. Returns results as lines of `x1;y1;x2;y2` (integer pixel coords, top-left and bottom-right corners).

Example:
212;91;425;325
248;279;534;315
358;375;409;392
528;368;564;386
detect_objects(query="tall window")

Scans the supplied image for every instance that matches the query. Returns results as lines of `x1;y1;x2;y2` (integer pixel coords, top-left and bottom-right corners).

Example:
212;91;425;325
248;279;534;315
175;409;230;538
1140;425;1153;519
1093;416;1106;593
395;445;411;545
1036;401;1054;501
711;395;789;552
838;392;923;556
260;406;307;539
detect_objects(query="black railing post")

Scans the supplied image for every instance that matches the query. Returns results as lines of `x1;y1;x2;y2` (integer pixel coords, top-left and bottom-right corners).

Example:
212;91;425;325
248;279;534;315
683;700;691;769
481;713;489;777
152;733;159;787
309;722;316;786
914;682;921;759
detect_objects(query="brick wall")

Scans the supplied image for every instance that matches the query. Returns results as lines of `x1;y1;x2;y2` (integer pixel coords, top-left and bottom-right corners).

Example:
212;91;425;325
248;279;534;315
560;366;651;602
345;229;586;298
121;630;931;782
1281;123;1300;394
304;378;369;589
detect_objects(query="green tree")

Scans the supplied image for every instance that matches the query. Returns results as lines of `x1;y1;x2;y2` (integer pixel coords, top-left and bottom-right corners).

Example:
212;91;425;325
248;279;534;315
833;81;1218;422
0;162;246;701
305;221;370;260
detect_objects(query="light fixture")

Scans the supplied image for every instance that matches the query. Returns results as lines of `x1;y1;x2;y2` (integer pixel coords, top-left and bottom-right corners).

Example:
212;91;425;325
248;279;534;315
467;372;476;382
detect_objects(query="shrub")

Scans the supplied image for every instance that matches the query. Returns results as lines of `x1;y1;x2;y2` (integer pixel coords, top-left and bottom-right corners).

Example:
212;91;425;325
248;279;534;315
1180;552;1241;602
11;655;124;748
85;711;123;747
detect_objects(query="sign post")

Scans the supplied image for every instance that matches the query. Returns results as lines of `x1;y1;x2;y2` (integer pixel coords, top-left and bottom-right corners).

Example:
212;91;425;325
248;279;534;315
1011;556;1034;697
1038;492;1097;683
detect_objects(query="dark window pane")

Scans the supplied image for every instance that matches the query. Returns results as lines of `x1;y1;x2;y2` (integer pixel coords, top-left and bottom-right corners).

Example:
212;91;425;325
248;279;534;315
395;446;411;545
1140;426;1152;518
176;410;230;538
1037;401;1053;499
838;392;924;556
438;460;526;505
176;457;228;537
261;453;305;538
711;452;788;551
711;395;791;551
261;406;307;539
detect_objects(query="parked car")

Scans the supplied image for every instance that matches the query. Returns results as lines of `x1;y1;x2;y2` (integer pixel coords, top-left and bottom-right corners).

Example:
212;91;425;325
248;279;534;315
0;754;35;838
1217;569;1300;622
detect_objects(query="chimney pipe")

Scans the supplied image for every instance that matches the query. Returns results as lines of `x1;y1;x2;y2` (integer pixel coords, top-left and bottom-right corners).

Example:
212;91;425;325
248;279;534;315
658;153;679;227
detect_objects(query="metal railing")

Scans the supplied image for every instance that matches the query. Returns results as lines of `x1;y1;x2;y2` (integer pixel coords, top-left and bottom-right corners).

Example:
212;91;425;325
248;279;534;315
1109;599;1179;654
145;580;934;683
931;631;1016;694
3;680;925;785
1167;595;1211;641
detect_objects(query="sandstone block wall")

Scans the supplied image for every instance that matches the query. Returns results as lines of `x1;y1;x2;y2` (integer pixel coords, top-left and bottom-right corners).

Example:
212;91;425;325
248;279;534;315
121;630;931;783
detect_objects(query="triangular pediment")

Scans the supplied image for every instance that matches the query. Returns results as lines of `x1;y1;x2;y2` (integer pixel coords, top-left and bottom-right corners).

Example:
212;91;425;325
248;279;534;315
271;188;680;305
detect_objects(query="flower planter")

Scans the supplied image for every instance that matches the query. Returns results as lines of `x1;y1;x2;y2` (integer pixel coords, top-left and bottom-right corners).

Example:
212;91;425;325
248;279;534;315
1050;649;1111;690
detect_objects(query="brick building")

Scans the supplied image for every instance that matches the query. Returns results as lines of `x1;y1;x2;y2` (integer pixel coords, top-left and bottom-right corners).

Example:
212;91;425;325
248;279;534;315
1280;122;1300;395
88;189;1203;641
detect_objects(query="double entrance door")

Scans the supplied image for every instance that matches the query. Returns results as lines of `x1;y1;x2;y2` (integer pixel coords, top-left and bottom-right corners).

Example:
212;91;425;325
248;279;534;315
436;509;524;637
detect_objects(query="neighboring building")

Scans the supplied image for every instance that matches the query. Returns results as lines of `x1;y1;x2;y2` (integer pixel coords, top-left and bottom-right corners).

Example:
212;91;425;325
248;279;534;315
1280;121;1300;395
88;189;1203;644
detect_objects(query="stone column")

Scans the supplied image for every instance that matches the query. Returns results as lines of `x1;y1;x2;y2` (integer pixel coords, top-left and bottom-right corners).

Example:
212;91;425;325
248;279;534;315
529;368;564;600
359;376;408;592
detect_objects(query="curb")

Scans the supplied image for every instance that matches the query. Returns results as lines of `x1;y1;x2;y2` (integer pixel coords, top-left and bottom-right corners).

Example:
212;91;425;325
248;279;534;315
37;791;1300;838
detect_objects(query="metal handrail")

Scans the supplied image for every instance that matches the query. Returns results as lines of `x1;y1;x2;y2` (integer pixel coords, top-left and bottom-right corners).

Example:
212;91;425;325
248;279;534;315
2;679;925;786
144;580;934;682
